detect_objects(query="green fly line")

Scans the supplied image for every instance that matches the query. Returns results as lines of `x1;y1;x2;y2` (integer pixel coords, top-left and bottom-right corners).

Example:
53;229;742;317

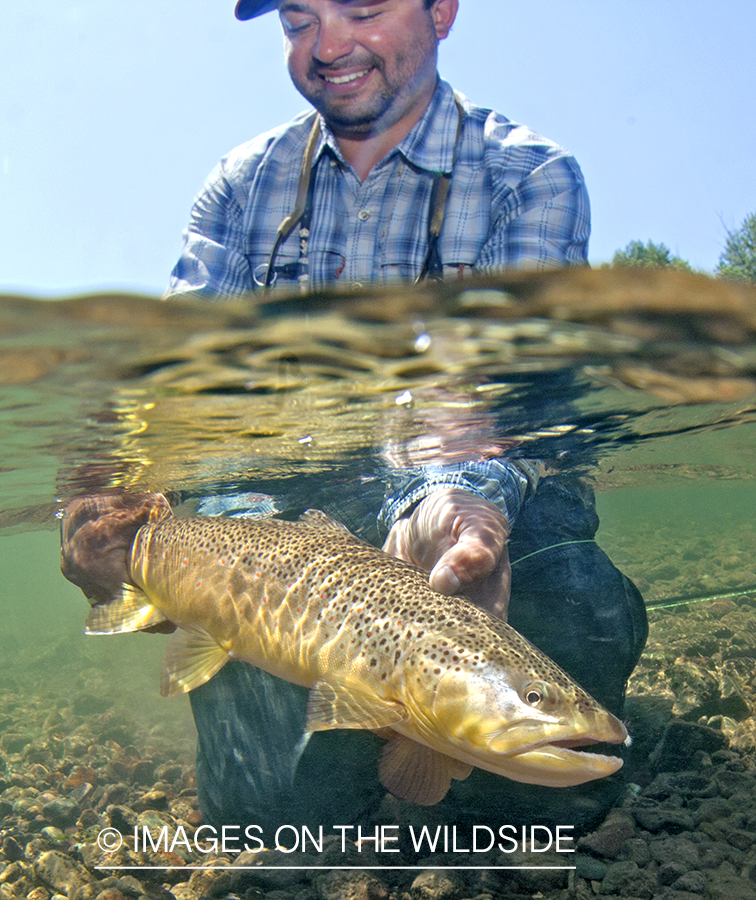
510;542;756;611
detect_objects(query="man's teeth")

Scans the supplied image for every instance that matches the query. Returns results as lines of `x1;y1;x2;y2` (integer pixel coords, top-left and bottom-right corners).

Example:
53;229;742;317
324;70;369;85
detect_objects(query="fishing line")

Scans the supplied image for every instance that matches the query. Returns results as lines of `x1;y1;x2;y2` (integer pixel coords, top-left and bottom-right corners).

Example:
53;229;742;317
645;587;756;611
510;540;597;567
510;542;756;611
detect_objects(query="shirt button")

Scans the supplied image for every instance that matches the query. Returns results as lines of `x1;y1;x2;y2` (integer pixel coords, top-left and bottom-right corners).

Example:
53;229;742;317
357;209;371;221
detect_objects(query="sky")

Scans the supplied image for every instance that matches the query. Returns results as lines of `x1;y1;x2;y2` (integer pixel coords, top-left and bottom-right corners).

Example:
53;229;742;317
1;0;754;297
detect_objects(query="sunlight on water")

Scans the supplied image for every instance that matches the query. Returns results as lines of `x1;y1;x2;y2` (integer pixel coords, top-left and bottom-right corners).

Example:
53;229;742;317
1;269;756;889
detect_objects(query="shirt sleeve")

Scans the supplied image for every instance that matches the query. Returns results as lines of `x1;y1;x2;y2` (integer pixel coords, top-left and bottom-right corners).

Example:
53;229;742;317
377;459;540;536
475;153;591;271
164;161;254;299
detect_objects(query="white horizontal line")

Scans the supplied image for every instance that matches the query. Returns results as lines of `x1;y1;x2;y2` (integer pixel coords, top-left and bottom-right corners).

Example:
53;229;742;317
96;865;576;871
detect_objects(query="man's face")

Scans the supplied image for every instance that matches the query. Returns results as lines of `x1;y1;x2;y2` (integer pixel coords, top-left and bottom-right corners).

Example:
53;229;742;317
279;0;456;137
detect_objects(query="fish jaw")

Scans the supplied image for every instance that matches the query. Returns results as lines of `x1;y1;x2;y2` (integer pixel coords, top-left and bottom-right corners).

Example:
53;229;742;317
477;708;628;787
491;740;625;787
414;709;627;789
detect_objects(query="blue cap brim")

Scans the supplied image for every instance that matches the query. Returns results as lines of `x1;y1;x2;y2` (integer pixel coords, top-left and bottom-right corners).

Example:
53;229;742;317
235;0;278;19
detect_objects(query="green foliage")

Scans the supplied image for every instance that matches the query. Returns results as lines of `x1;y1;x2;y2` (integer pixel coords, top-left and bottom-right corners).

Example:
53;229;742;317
612;240;692;271
716;212;756;283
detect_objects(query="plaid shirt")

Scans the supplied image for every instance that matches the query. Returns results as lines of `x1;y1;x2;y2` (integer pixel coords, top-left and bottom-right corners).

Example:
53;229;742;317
166;79;590;298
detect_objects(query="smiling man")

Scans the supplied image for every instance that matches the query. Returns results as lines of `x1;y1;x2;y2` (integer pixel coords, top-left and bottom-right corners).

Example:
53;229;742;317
166;0;590;296
162;0;645;837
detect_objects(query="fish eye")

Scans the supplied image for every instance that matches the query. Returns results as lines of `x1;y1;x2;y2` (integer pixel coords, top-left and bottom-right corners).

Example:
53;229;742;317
522;681;550;707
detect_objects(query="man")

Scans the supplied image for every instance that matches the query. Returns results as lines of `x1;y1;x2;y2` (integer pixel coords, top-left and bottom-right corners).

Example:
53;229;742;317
166;0;590;296
160;0;644;835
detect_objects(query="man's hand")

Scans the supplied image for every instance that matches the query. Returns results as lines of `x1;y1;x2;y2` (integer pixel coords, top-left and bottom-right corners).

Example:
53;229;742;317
382;488;511;621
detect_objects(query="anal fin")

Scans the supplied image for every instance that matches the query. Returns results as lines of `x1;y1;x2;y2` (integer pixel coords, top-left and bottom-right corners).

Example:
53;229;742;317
160;626;229;697
379;735;473;806
84;583;169;634
306;679;407;732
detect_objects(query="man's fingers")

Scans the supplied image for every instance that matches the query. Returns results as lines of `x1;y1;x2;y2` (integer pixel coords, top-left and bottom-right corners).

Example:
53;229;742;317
428;534;498;591
428;536;511;619
428;563;462;595
381;488;512;619
381;517;413;562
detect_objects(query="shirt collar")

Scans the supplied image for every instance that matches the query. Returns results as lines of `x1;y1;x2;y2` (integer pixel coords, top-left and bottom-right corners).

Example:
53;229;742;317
314;78;462;176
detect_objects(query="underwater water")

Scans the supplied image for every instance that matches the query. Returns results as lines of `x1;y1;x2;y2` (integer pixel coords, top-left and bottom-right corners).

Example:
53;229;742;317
1;268;756;898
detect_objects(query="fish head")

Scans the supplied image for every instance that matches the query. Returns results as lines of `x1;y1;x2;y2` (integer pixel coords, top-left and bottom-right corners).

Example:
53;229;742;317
405;631;628;788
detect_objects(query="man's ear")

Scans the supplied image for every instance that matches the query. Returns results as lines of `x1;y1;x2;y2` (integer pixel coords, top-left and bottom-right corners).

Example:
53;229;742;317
431;0;459;41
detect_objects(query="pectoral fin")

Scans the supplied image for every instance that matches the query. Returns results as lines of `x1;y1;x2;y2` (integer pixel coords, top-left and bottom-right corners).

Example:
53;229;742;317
84;584;169;634
305;680;407;732
379;735;473;806
160;626;229;697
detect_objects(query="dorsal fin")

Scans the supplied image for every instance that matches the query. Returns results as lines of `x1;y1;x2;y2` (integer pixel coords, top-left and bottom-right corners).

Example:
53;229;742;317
298;509;353;534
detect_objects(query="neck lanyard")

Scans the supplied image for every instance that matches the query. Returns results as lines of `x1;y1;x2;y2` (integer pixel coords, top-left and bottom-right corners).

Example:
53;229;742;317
263;96;465;290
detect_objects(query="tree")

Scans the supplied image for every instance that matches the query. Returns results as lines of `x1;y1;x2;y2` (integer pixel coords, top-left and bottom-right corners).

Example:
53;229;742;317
717;212;756;283
612;239;692;271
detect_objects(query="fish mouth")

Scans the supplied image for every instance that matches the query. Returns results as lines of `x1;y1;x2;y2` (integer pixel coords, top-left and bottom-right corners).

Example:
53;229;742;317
474;714;629;787
491;725;628;787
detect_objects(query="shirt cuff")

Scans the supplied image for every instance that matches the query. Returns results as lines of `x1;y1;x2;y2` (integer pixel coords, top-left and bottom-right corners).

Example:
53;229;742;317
377;459;541;535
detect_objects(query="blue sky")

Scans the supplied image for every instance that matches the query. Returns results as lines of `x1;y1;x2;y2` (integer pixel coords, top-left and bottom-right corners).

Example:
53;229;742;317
1;0;754;296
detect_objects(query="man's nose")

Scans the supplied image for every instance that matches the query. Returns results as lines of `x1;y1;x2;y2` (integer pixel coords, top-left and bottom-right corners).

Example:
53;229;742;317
312;16;356;64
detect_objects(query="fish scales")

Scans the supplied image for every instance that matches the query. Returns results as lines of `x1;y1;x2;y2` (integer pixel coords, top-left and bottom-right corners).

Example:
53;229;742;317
64;493;629;806
131;514;598;715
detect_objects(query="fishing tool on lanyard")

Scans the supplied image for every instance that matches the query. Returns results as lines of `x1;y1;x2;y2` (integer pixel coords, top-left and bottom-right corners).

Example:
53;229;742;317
262;96;465;290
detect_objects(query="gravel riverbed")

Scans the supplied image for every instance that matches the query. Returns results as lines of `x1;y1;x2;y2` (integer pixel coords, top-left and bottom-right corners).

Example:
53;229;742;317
2;588;756;900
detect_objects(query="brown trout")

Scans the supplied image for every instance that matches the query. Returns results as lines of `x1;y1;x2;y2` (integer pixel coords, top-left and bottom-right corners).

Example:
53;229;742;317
62;492;628;806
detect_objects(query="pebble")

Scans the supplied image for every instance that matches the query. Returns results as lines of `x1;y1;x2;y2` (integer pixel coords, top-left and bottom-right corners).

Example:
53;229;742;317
1;629;756;900
410;871;462;900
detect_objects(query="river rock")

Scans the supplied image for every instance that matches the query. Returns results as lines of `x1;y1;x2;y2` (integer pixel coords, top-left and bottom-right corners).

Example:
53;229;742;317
409;871;463;900
577;809;636;858
34;852;94;896
651;721;727;772
316;870;388;900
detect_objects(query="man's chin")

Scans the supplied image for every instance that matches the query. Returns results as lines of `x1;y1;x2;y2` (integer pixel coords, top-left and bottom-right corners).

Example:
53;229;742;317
295;83;391;133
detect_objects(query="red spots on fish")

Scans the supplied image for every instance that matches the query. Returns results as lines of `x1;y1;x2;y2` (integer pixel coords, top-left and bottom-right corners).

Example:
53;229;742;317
181;558;188;566
195;580;202;589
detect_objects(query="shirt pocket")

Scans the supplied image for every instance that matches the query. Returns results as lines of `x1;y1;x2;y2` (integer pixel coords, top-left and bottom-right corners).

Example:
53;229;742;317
250;245;349;291
378;227;428;282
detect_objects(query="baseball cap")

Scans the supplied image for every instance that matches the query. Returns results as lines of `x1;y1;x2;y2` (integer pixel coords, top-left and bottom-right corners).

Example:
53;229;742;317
235;0;278;19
